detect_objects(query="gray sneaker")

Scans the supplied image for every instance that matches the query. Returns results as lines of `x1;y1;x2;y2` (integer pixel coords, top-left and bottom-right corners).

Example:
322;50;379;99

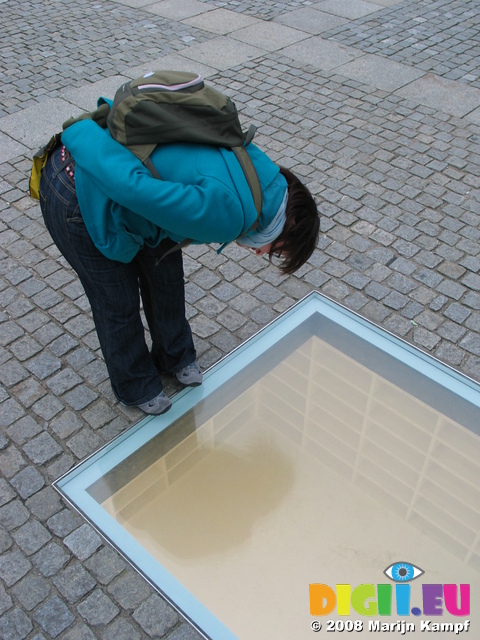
175;362;203;386
138;391;172;415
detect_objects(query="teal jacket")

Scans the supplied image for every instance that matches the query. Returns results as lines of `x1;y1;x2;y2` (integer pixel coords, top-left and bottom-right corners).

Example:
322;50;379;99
61;117;288;263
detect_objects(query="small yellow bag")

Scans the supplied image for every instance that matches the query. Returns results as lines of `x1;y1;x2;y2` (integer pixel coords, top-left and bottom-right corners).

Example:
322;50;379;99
29;133;61;200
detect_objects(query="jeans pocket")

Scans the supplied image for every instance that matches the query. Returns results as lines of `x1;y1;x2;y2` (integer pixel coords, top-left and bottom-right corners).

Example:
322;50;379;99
66;210;90;243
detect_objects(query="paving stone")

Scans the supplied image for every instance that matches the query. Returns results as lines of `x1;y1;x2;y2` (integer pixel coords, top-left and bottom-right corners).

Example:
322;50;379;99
0;478;16;507
438;320;467;343
32;541;70;577
321;279;350;301
78;359;108;386
209;329;242;353
60;622;97;640
462;272;480;291
0;607;33;640
23;432;62;465
34;595;75;638
414;310;443;331
464;355;480;382
0;499;30;531
52;563;96;607
444;302;471;324
436;279;467;300
49;335;80;358
216;308;247;331
383;314;413;337
466;313;480;332
12;519;51;555
31;394;64;421
101;616;141;640
25;351;62;380
97;415;130;442
0;549;32;586
0;321;24;346
429;294;449;311
188;315;221;339
435;341;465;366
25;486;63;522
50;410;84;439
46;453;76;482
459;332;480;356
281;278;313;300
132;594;178;636
342;271;370;290
0;359;28;387
63;386;99;411
0;583;12;615
64;524;102;561
32;321;64;346
77;589;119;626
414;268;443;288
107;571;152;610
464;292;480;310
6;415;44;446
166;623;204;640
11;574;51;611
401;301;424;320
0;399;26;430
413;327;441;351
343;290;368;311
83;548;125;589
0;525;13;554
388;272;418;294
46;368;83;396
47;509;84;538
383;290;409;310
81;402;118;430
67;428;103;460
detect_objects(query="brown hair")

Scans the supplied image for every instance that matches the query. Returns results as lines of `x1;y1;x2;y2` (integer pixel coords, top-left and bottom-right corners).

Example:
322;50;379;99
269;167;320;274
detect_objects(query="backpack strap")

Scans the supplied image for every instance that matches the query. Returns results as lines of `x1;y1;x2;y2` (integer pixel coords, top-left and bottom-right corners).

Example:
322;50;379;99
156;237;193;264
231;145;262;230
143;156;161;180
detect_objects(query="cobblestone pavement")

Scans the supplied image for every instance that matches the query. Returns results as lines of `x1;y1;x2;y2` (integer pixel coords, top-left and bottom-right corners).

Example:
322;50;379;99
1;0;480;638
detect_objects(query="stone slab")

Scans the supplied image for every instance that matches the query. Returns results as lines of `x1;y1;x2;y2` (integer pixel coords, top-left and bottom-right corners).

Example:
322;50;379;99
180;36;264;71
61;76;130;112
231;21;309;52
274;8;348;35
337;53;425;92
127;55;218;80
143;0;214;20
109;0;157;6
0;132;29;164
183;8;259;35
367;0;405;6
314;0;382;19
0;99;83;151
465;106;480;126
396;73;480;118
281;36;364;72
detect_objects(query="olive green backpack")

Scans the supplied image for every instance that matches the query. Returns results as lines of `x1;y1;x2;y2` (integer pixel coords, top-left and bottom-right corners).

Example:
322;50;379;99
31;71;263;240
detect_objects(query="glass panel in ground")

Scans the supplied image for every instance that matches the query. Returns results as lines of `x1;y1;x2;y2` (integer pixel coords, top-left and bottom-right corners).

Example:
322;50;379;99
91;336;480;640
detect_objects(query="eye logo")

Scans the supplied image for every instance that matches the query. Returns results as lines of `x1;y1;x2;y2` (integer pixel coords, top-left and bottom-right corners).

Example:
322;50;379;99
310;561;470;618
384;561;424;583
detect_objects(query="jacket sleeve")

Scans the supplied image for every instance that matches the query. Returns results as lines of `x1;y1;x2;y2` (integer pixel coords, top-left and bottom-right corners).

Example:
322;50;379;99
61;120;246;243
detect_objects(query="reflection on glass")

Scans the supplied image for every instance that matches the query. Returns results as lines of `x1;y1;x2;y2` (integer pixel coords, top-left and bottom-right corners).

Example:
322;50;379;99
87;336;480;640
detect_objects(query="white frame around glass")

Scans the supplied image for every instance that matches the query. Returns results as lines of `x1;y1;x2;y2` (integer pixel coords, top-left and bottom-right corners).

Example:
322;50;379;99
54;292;480;640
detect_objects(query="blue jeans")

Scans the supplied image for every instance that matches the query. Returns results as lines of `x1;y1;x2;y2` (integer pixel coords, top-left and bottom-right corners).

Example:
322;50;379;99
39;145;196;405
